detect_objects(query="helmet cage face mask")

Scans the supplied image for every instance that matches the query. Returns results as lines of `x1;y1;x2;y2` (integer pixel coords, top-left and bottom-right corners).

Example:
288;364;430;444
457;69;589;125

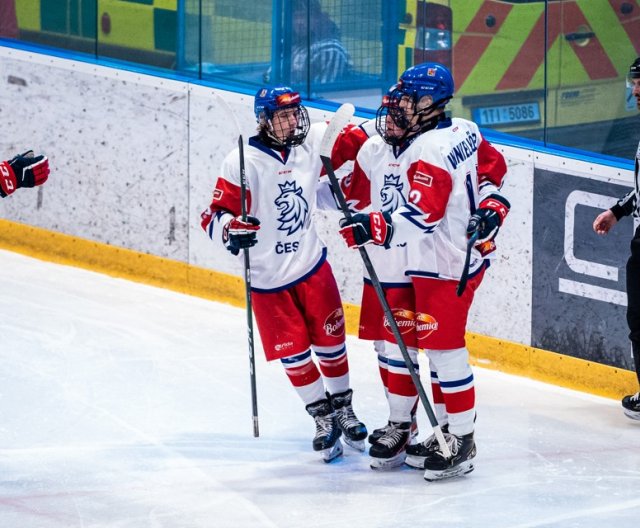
254;88;310;147
268;104;311;147
375;85;446;146
375;90;414;146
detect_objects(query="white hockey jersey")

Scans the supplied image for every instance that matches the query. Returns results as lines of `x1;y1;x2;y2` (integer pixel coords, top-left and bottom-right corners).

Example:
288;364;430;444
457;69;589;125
341;132;412;286
202;122;335;292
386;117;508;280
342;118;506;284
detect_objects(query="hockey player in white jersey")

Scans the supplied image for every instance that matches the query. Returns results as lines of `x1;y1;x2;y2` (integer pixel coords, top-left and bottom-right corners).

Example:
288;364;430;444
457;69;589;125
201;87;367;461
339;63;509;480
0;151;49;198
333;109;420;469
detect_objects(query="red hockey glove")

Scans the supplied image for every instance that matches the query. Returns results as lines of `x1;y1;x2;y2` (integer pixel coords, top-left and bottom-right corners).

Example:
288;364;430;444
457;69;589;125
0;151;50;197
223;216;261;255
467;194;510;242
339;212;393;249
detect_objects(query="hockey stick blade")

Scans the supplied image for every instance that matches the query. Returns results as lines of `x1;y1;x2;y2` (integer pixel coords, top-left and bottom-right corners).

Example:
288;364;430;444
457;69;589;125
320;103;355;159
456;231;479;297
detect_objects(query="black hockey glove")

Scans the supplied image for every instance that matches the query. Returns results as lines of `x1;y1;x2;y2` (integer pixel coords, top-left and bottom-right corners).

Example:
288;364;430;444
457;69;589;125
467;209;501;244
339;211;393;249
467;194;511;244
0;151;50;197
223;215;261;255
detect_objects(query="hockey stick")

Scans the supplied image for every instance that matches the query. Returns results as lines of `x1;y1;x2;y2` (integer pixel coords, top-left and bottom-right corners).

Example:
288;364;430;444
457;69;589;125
319;104;452;460
238;134;260;438
456;230;479;297
212;92;259;437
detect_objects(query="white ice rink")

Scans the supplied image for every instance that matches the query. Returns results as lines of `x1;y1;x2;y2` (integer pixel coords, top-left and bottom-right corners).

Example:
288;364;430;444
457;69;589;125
1;248;639;528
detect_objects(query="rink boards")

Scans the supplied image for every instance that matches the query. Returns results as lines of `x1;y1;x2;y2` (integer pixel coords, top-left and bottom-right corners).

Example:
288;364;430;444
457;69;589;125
0;44;636;398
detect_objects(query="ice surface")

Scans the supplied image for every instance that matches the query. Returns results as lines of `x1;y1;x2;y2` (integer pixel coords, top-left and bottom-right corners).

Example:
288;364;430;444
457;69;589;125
0;249;638;528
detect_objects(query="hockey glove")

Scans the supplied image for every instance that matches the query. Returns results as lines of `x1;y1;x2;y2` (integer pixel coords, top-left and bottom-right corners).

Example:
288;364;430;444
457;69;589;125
223;216;261;255
466;194;511;244
339;211;393;249
0;151;50;197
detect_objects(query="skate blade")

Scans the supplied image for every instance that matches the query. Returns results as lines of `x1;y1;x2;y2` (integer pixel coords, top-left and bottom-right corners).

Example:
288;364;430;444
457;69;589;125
321;439;344;463
423;461;474;481
404;454;426;470
623;408;640;421
343;437;366;452
369;451;406;470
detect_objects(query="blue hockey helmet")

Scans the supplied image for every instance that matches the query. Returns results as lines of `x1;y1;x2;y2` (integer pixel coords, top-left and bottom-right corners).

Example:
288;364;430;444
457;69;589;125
397;62;454;109
254;86;310;147
375;63;454;145
254;86;303;121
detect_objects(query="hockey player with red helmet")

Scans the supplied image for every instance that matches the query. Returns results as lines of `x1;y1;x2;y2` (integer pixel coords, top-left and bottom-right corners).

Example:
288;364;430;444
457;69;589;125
0;151;49;198
339;62;509;480
201;87;367;462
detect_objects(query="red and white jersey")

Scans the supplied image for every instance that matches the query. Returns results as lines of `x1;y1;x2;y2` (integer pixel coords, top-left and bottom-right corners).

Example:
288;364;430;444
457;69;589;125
201;122;333;292
387;117;507;280
342;132;413;285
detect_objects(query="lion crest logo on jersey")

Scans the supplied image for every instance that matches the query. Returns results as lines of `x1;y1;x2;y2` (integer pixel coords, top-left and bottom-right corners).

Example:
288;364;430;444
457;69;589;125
274;180;309;235
380;174;406;214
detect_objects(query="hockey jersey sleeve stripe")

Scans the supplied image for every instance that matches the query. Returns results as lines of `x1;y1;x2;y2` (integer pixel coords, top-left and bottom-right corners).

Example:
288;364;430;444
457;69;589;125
477;137;508;189
340;160;372;211
328;123;369;172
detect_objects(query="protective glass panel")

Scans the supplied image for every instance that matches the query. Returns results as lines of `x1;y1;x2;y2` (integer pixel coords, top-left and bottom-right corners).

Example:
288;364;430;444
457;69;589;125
5;0;640;160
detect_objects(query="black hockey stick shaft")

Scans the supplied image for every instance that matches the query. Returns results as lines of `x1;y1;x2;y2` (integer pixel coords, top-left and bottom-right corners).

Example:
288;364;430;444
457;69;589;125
319;106;450;458
239;135;259;438
456;230;479;297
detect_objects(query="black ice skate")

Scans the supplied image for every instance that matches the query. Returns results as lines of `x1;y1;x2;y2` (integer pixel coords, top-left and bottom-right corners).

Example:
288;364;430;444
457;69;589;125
622;392;640;420
369;421;412;470
329;389;368;451
404;423;449;469
422;431;476;482
305;399;343;462
368;414;418;445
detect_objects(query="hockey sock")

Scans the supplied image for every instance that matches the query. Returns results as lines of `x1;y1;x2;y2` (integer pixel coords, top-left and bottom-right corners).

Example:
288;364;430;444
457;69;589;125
427;348;475;436
374;340;390;398
281;350;327;405
314;344;350;395
315;344;350;394
429;367;448;425
385;342;419;423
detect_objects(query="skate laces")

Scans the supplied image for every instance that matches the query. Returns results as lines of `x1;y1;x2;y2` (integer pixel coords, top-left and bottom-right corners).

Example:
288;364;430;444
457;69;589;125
630;392;640;402
337;404;362;430
420;433;439;451
434;433;460;457
378;423;408;448
315;413;335;436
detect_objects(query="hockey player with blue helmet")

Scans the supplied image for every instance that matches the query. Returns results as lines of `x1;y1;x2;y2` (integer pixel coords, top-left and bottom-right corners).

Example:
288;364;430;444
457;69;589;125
201;86;367;462
254;86;311;148
339;62;510;480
